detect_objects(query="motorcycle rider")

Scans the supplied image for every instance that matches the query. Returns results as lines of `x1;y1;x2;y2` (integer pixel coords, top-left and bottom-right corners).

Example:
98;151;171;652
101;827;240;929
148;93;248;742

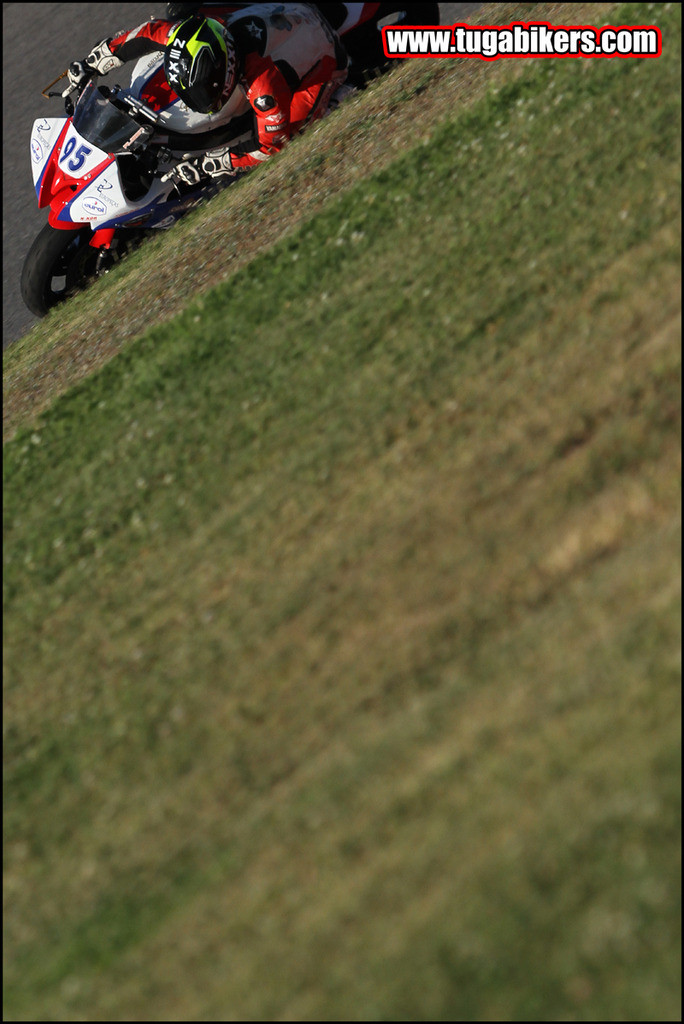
66;4;350;185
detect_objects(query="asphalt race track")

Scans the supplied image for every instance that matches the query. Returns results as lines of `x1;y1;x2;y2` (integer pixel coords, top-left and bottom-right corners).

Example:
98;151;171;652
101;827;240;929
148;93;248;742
3;3;480;348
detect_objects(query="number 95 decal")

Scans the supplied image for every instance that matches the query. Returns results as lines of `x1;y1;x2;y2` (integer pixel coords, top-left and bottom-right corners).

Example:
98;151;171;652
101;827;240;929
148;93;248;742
60;135;93;173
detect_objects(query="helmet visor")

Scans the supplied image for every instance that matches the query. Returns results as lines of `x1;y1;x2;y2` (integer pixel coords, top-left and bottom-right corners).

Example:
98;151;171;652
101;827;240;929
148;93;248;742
185;48;226;112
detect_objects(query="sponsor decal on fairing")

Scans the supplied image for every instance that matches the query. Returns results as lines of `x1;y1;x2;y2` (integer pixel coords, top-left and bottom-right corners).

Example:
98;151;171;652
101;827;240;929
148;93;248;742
80;197;108;217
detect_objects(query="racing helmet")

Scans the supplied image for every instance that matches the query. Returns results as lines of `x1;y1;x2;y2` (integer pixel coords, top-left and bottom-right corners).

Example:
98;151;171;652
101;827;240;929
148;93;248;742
164;16;237;113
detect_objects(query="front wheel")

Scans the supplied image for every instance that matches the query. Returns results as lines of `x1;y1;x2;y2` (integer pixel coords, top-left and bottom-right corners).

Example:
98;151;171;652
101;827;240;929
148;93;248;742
20;223;145;318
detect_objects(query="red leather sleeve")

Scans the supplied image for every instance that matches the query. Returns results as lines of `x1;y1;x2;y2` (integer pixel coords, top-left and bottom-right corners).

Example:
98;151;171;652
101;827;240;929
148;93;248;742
230;52;294;169
108;20;176;62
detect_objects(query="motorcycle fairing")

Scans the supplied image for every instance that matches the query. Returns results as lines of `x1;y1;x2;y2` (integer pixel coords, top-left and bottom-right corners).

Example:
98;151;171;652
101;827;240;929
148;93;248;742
32;117;117;223
30;118;70;204
195;3;382;33
137;64;179;112
34;103;220;232
30;113;158;231
32;121;113;203
336;4;381;35
49;162;170;230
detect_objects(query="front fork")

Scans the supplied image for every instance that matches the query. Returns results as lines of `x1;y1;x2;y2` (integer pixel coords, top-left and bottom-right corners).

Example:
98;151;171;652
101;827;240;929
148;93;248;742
90;227;116;249
90;227;117;276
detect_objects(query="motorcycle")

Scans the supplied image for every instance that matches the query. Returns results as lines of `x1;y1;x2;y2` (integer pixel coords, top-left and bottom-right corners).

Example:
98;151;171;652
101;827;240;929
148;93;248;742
21;3;439;317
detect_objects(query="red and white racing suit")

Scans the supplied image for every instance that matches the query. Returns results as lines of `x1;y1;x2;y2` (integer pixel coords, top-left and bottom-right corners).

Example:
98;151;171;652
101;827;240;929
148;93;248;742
106;3;349;170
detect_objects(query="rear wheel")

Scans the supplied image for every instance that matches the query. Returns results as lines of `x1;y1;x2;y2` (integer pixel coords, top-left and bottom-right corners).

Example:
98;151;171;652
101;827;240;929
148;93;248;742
344;3;442;87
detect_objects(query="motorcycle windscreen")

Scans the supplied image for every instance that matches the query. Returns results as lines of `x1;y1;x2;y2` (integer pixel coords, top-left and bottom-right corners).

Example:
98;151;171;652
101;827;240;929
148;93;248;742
73;84;143;154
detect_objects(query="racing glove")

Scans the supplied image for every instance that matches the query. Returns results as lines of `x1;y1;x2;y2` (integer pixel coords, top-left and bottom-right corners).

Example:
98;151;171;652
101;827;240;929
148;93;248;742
164;149;237;187
164;158;203;187
201;147;236;178
65;39;123;94
84;39;124;76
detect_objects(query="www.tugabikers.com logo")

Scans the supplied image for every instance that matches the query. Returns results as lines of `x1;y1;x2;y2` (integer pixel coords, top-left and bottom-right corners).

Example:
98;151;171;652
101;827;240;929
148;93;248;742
383;20;662;60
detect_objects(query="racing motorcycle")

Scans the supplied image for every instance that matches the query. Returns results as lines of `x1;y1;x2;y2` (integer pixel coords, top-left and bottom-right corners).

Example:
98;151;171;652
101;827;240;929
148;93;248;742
21;2;439;317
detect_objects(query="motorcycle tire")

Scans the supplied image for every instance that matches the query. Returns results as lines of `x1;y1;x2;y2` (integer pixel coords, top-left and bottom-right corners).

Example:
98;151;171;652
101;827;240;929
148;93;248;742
344;3;442;87
20;223;100;318
20;224;146;319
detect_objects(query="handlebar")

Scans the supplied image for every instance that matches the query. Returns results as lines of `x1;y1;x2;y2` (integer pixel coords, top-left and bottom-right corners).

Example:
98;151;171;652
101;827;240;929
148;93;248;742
42;71;164;129
99;85;164;128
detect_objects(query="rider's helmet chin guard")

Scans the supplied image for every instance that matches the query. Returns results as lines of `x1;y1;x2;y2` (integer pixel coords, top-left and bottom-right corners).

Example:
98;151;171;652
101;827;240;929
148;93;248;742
164;16;238;113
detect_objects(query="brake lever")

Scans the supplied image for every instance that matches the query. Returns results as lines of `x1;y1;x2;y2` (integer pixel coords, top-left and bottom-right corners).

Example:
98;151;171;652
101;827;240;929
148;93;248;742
42;69;68;99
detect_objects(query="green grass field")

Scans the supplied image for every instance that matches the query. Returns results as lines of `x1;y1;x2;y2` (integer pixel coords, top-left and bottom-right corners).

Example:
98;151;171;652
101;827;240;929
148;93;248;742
3;3;681;1019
